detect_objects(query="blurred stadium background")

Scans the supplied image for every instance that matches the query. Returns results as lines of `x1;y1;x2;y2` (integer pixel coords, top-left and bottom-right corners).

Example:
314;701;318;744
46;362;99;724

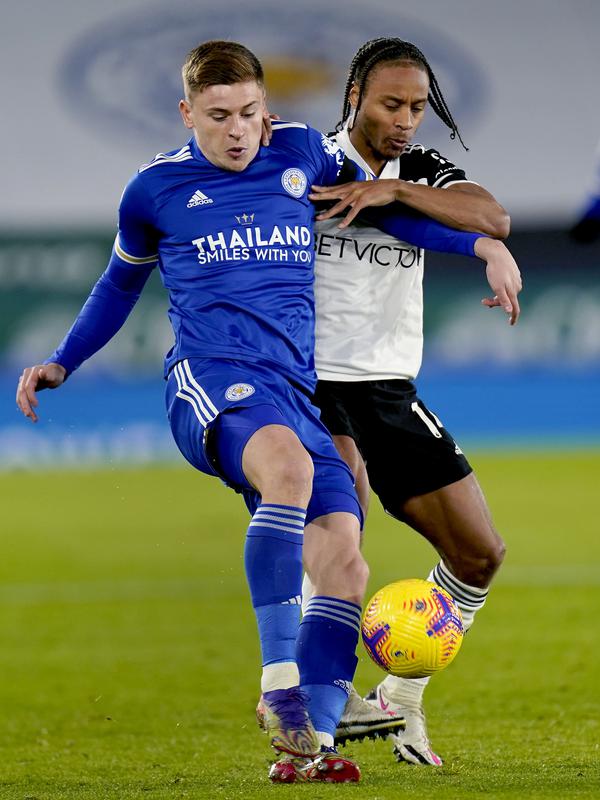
2;0;599;466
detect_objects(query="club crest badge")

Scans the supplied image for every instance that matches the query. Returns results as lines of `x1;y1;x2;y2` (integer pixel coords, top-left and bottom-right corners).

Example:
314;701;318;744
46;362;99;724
281;168;307;198
225;383;255;401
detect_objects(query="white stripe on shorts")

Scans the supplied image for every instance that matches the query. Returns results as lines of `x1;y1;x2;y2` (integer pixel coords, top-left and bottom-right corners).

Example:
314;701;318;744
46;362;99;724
182;359;219;416
174;362;214;428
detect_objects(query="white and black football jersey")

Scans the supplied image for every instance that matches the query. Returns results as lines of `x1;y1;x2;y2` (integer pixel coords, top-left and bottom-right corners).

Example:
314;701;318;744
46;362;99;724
314;127;475;381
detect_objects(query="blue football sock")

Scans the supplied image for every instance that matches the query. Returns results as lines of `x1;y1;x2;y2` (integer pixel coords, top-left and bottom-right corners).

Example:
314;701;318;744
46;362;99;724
297;595;361;737
244;504;305;668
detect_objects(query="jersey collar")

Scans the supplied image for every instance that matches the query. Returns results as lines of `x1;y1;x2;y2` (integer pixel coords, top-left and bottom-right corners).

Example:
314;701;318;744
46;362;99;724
189;136;209;164
335;127;401;180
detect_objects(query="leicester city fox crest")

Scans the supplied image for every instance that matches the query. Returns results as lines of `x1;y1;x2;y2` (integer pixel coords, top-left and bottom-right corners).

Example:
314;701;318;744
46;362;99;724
225;383;255;401
281;168;307;198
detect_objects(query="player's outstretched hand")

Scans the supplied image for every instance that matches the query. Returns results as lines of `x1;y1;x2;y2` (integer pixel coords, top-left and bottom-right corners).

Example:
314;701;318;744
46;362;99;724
309;180;399;229
16;363;67;423
474;238;522;325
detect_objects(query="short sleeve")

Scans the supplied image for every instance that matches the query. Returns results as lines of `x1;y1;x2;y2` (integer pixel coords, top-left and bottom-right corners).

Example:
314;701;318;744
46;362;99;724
401;145;471;188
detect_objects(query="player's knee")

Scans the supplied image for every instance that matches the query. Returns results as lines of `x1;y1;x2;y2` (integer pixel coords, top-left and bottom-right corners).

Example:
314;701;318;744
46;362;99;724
263;453;314;500
481;533;506;578
243;424;314;502
451;534;506;587
310;544;368;604
353;552;370;599
490;535;506;572
337;550;369;604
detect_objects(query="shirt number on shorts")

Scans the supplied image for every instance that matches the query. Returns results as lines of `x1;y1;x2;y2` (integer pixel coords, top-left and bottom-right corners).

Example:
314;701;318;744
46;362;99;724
411;402;443;438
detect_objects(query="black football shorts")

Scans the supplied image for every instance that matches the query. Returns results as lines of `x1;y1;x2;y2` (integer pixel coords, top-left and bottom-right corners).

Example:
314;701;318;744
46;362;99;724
313;378;472;516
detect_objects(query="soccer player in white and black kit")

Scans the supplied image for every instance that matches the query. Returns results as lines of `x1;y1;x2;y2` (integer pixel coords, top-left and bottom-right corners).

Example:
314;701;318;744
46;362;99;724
307;38;522;766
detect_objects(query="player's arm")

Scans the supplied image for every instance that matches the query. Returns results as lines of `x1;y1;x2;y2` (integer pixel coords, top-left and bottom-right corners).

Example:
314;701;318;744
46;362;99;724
311;155;485;258
311;177;521;324
16;177;158;423
308;133;520;323
311;178;509;237
344;190;520;323
386;181;508;238
309;131;489;256
16;256;154;422
311;146;509;238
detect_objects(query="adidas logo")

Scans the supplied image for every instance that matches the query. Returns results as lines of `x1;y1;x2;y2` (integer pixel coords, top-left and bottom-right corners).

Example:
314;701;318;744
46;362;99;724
187;189;213;208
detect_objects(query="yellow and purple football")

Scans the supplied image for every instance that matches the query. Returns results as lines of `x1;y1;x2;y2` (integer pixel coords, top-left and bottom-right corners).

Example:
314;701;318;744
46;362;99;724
361;579;464;678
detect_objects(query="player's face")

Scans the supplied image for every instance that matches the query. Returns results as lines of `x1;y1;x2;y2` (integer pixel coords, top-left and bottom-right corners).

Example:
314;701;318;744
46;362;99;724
179;81;265;172
350;63;429;166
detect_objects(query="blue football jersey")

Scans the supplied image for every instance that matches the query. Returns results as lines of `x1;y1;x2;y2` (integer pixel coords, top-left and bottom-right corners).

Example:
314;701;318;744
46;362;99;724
116;122;368;392
47;122;480;390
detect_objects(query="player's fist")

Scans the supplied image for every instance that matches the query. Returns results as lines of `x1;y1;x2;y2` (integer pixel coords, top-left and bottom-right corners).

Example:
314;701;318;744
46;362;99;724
16;363;67;423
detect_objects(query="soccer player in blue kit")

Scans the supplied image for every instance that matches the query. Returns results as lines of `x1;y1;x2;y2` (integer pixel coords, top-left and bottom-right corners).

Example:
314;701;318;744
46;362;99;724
16;40;504;783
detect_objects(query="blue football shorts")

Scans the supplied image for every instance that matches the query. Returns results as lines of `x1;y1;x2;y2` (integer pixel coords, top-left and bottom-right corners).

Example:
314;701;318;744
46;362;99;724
165;357;362;526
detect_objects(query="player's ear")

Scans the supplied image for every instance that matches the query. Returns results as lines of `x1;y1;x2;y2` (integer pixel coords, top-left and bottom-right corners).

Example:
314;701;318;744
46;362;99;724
348;81;359;110
179;98;194;129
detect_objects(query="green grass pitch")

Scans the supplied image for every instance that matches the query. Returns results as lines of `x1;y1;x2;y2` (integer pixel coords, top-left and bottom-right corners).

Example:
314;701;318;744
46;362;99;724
1;451;599;799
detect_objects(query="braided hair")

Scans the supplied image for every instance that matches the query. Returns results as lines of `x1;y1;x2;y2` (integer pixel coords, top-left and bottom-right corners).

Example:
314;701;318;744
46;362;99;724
338;37;467;149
